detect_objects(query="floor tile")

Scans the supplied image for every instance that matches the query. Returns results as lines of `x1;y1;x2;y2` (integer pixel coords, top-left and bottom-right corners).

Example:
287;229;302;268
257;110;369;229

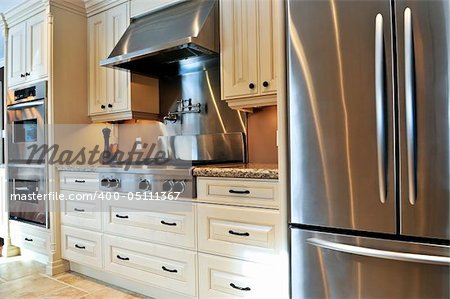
0;257;46;281
38;286;88;299
53;272;106;293
0;274;67;299
82;287;144;299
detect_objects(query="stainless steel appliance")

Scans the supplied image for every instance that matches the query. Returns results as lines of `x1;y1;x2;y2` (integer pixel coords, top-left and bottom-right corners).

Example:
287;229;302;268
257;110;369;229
7;81;47;163
101;0;218;76
98;166;195;198
8;165;47;226
287;0;449;297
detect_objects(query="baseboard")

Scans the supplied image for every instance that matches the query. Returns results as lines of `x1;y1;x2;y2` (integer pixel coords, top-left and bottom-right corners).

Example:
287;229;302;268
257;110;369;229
46;258;70;276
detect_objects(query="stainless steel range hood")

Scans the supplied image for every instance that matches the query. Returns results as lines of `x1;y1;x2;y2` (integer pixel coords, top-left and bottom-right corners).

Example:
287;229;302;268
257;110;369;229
100;0;219;76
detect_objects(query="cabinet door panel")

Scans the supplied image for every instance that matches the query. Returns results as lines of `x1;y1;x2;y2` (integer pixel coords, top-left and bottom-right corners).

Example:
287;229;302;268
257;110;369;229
26;12;48;81
221;0;259;100
8;23;26;87
106;3;130;112
258;0;277;95
88;12;107;115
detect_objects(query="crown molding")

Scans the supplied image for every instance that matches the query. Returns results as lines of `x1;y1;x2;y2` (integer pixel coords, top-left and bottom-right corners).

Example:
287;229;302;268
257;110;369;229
84;0;127;17
4;0;86;28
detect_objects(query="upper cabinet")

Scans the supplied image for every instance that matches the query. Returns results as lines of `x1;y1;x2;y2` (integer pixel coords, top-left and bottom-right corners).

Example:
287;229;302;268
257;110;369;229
7;12;47;87
87;2;159;122
220;0;279;110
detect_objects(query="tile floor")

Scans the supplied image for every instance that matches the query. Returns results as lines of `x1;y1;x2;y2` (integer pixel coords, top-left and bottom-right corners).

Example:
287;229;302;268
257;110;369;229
0;256;149;299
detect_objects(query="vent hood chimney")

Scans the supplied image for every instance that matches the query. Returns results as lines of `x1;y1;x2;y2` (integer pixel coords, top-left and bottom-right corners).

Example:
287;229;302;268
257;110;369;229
100;0;219;76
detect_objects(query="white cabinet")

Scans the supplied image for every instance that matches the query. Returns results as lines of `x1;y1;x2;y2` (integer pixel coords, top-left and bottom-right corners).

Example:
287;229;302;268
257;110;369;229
88;12;107;115
220;0;279;110
198;253;281;299
61;226;103;269
104;234;197;298
88;2;159;122
7;12;48;87
197;203;281;263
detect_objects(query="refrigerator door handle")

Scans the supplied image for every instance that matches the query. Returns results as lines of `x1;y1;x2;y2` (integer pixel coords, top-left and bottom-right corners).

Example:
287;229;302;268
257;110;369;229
404;7;417;205
375;13;387;204
307;238;450;266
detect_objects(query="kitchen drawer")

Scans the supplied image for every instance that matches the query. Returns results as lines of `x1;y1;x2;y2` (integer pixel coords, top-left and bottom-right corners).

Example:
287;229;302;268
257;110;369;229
10;221;49;254
197;204;281;262
60;191;102;231
103;198;196;249
61;226;103;268
198;253;280;299
197;178;279;208
59;171;99;192
103;234;197;297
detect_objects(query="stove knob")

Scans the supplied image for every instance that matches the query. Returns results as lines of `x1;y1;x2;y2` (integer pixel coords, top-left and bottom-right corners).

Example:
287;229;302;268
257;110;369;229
139;179;151;191
172;180;186;193
101;178;110;188
109;178;120;188
162;180;174;192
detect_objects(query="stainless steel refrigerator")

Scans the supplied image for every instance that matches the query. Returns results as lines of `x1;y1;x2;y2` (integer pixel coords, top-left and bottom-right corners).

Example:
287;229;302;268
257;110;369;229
287;0;449;298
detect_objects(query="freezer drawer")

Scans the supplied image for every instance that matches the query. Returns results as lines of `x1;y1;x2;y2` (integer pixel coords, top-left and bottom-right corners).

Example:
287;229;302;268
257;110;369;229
291;229;450;299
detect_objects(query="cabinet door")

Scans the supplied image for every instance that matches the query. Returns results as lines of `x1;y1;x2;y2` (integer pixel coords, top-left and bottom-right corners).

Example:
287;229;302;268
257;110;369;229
106;3;130;113
88;12;107;115
258;0;277;95
221;0;259;100
26;12;48;81
7;22;27;87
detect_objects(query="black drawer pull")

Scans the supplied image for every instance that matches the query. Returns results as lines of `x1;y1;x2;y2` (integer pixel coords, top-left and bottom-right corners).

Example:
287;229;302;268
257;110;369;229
74;180;85;183
229;189;250;195
24;237;33;242
116;255;130;261
162;266;178;273
161;220;177;226
74;208;85;212
228;230;250;237
230;283;251;291
115;214;129;219
75;244;85;249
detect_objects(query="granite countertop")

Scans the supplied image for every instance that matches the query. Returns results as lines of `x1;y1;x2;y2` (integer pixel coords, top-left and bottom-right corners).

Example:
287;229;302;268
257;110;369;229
56;164;101;172
57;163;279;180
192;163;278;180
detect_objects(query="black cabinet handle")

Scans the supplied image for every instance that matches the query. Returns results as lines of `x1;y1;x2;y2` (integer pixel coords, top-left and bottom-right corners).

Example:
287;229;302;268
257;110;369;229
263;81;269;87
74;180;85;183
162;266;178;273
229;189;250;195
24;237;33;242
75;244;86;249
101;105;106;109
161;220;177;226
25;72;30;76
108;104;113;108
230;283;251;292
74;208;85;212
115;214;129;219
248;83;255;89
228;230;250;237
116;255;130;261
21;74;26;78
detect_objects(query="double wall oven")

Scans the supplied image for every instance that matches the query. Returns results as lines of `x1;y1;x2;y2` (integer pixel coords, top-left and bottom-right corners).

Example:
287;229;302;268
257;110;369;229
7;81;48;227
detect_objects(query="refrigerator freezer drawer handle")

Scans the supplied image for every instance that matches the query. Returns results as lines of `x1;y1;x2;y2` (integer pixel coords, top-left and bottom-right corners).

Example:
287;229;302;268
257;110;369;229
404;7;417;205
375;13;387;204
307;238;450;266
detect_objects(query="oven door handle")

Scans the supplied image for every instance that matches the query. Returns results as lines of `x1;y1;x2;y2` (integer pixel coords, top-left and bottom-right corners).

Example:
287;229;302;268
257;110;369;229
15;186;31;192
7;99;45;110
